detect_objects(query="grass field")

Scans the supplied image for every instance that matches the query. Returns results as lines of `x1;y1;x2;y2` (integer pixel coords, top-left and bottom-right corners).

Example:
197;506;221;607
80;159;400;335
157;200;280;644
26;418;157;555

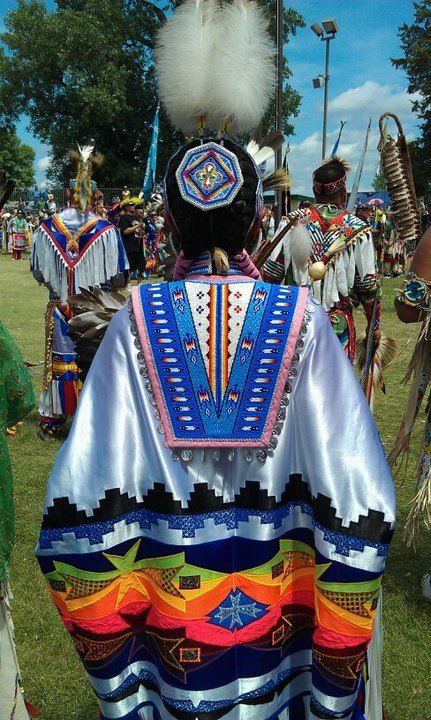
1;251;431;720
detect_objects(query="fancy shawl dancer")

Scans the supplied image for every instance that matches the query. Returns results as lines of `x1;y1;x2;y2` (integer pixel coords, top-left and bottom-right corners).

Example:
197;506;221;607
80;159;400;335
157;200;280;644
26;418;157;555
30;141;128;438
36;3;395;720
263;158;382;364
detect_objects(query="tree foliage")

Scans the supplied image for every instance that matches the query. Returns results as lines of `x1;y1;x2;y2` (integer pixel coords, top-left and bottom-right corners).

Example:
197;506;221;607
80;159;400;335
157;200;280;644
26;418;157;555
0;128;35;187
409;138;431;197
372;168;387;192
392;1;431;197
0;0;305;186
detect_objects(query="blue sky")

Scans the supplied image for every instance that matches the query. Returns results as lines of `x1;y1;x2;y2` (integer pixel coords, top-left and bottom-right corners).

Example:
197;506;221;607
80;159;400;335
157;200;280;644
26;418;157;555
286;0;418;194
1;0;419;192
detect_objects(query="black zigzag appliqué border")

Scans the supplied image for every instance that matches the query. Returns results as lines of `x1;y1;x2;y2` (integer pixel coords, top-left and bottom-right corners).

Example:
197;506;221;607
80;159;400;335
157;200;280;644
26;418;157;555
42;474;393;544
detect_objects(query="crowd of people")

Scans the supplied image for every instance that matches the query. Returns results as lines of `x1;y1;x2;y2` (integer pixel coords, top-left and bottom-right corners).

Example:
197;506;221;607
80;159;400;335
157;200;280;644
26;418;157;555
0;186;168;277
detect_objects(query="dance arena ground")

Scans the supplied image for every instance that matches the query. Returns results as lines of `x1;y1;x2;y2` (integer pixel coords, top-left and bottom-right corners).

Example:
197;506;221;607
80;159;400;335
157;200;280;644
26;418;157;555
1;253;430;720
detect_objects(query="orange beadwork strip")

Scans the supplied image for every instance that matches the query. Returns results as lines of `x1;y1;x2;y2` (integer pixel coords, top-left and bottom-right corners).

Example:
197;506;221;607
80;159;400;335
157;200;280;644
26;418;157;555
53;215;99;253
209;284;217;399
221;284;229;395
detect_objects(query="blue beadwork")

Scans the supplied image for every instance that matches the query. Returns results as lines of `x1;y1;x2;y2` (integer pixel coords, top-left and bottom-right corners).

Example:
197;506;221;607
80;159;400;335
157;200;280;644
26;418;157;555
137;281;300;444
175;142;244;211
39;503;389;558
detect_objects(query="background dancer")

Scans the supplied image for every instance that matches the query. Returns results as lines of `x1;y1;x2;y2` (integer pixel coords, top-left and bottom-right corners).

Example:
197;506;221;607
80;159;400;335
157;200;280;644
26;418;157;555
31;141;128;438
263;157;381;362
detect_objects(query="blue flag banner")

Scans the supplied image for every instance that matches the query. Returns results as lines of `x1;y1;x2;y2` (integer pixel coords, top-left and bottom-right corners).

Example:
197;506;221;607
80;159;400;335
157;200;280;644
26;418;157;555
141;105;160;200
331;121;346;158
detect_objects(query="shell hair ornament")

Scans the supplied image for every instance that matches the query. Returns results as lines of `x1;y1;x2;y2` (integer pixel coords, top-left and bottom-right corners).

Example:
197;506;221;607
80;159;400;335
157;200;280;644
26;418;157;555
155;0;288;218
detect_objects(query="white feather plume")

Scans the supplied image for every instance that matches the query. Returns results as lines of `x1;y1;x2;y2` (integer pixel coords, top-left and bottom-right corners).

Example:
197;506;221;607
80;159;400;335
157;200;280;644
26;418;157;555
247;131;284;167
208;0;275;133
78;139;95;163
289;223;312;268
155;0;218;134
246;138;260;158
155;0;275;134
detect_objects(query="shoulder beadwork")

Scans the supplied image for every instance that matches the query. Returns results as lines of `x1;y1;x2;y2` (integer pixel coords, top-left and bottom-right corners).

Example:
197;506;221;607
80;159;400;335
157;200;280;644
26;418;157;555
131;281;308;448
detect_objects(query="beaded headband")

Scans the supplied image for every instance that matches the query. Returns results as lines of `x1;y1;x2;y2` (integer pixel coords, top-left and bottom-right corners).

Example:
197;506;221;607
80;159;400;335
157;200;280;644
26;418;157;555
312;173;346;197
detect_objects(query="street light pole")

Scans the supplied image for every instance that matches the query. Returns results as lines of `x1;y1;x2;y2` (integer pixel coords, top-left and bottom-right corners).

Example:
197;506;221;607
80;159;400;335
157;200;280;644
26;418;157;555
275;0;283;227
322;36;331;160
311;19;339;161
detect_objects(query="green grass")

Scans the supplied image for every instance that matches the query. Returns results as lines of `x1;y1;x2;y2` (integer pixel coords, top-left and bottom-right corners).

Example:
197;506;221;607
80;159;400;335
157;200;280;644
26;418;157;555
1;252;430;720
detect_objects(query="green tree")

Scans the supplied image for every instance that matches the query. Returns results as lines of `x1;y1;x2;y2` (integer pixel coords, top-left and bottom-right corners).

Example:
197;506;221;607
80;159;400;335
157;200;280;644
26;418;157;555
0;0;304;186
372;168;387;192
409;138;431;197
392;1;431;197
392;1;431;128
0;128;35;187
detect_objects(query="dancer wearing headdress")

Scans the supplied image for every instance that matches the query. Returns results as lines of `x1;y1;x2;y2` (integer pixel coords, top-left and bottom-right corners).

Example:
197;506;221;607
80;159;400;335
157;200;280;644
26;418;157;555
36;3;395;719
263;157;382;363
31;141;128;438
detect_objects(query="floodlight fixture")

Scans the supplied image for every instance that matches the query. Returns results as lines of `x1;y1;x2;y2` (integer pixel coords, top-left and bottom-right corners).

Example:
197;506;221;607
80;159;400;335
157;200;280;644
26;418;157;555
322;19;339;35
311;18;339;159
311;22;324;38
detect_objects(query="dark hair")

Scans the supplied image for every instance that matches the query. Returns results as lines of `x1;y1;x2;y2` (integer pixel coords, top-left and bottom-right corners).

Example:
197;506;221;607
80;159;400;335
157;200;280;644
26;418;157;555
313;160;345;186
165;138;259;259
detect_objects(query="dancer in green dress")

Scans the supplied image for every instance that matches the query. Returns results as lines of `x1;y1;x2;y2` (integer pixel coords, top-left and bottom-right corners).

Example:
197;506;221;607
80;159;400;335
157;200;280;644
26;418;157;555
0;321;34;719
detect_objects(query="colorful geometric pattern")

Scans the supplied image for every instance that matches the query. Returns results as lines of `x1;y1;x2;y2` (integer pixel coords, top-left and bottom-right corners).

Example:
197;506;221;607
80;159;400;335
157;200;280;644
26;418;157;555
132;281;307;446
208;590;268;630
38;477;388;720
302;207;369;263
313;173;346;197
175;142;244;211
40;216;117;267
40;475;394;548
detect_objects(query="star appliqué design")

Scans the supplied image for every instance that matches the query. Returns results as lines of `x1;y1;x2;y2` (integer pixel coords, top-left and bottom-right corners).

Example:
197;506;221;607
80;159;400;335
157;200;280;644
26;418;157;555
208;590;267;630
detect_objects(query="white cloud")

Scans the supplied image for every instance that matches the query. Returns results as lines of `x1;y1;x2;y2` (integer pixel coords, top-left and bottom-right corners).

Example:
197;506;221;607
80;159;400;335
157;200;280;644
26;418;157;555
37;155;51;172
328;81;420;120
288;81;421;196
288;127;382;196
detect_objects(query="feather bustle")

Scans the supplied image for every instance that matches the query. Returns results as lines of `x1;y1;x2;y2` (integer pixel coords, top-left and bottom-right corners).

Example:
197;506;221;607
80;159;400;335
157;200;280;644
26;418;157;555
155;0;275;134
68;287;127;381
262;168;290;192
210;0;275;133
